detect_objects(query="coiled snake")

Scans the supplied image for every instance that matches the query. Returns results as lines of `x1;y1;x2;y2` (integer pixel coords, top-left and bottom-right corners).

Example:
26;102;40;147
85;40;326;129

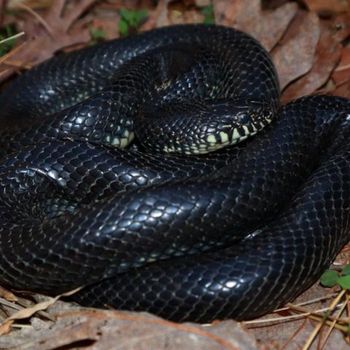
0;24;350;323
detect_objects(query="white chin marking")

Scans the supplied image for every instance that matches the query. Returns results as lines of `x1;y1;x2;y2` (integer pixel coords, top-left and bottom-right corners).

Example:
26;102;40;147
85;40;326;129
232;128;240;141
219;131;229;143
120;138;128;148
206;134;216;143
110;131;134;148
111;137;120;146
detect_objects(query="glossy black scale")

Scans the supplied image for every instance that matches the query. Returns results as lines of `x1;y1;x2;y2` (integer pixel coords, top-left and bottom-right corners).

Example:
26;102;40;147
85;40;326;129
0;24;350;322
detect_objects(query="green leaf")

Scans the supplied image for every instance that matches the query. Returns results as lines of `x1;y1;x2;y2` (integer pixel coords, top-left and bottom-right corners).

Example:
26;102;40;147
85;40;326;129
320;270;339;287
135;9;148;22
337;275;350;289
118;8;148;36
0;24;18;56
119;8;134;23
201;5;215;25
342;264;350;275
118;19;129;36
89;27;106;42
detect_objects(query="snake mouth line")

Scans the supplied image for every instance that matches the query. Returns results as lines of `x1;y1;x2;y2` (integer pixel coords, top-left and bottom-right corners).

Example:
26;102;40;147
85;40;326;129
104;130;135;148
162;118;272;155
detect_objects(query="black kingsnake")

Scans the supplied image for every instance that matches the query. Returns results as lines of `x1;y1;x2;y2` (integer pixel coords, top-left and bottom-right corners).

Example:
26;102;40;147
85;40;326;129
0;24;349;322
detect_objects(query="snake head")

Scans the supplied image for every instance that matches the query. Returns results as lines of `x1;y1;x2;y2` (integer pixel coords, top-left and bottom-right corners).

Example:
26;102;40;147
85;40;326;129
135;98;275;154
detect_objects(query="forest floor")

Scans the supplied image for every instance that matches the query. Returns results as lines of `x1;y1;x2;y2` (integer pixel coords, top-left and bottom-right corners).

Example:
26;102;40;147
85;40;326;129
1;0;350;349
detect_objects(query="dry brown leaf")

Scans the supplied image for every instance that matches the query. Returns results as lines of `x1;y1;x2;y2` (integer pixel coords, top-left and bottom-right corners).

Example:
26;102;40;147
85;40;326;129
0;287;81;336
332;47;350;87
6;298;59;322
168;8;204;25
89;17;120;40
0;0;97;83
213;0;298;51
0;0;6;26
247;283;350;349
0;286;18;302
0;320;14;336
302;0;349;15
138;0;205;30
333;80;350;98
331;12;350;43
333;242;350;266
272;10;320;91
141;0;172;30
195;0;211;6
282;22;341;101
0;308;258;350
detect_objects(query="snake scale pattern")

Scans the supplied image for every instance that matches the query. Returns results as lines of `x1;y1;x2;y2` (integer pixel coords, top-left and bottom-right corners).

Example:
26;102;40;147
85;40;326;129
0;24;350;322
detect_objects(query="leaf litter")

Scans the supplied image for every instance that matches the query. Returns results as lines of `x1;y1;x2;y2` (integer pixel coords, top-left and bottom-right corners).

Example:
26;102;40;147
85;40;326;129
1;0;350;349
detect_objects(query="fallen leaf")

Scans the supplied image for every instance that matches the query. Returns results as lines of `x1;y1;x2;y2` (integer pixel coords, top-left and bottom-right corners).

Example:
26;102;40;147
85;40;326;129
195;0;211;6
89;17;120;40
246;283;349;349
0;308;258;350
332;46;350;87
168;8;205;25
213;0;298;50
0;0;6;26
6;299;57;322
140;0;172;30
282;21;341;101
301;0;349;16
331;12;350;43
0;287;82;336
333;80;350;98
0;320;14;336
0;286;17;302
0;0;97;83
272;10;320;90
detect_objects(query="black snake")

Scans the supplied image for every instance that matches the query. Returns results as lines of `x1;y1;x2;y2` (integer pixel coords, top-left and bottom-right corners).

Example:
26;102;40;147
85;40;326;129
0;24;350;323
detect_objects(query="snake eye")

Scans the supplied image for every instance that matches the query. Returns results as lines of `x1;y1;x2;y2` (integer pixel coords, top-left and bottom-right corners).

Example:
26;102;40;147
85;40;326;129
231;112;252;125
92;130;102;140
238;112;252;125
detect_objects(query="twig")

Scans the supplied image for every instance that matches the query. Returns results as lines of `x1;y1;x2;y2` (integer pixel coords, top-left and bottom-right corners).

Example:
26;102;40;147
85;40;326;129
0;32;25;46
0;297;23;311
244;305;343;326
1;59;33;69
302;289;346;350
244;294;342;326
291;310;348;333
346;295;350;343
281;318;308;350
320;292;350;349
288;303;348;324
274;293;339;312
335;63;350;72
0;41;27;65
11;324;33;329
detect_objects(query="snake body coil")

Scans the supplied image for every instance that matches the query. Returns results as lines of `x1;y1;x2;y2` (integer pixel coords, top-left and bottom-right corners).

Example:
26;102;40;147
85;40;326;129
0;24;350;322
